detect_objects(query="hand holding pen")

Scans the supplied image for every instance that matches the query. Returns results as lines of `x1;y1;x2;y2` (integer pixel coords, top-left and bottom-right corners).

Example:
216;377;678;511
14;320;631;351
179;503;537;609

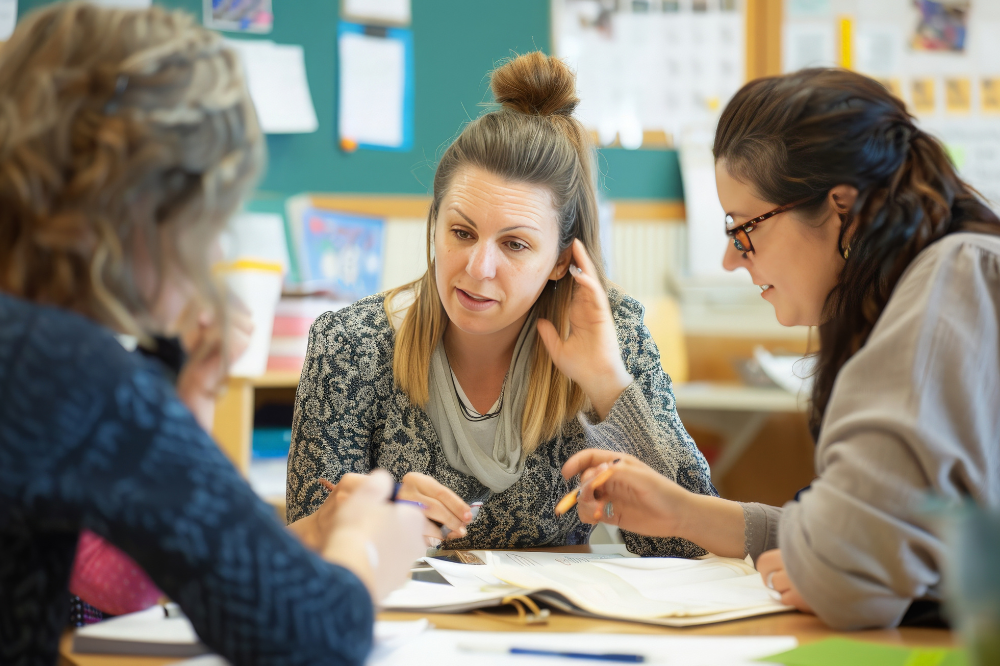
319;471;474;544
561;450;708;540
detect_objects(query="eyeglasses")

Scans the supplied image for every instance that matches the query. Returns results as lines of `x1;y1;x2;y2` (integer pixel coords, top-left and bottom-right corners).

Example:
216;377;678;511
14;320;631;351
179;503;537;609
724;201;803;256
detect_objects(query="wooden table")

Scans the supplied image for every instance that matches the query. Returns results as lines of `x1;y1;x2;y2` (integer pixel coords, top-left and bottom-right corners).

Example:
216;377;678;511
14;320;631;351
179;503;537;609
60;602;956;665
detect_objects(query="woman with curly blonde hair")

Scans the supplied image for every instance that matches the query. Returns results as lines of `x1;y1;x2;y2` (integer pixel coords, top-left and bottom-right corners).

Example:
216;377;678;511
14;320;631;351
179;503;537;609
0;4;425;664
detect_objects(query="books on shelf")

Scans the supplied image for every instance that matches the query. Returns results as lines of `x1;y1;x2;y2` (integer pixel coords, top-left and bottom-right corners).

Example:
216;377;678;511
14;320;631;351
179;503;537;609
267;296;348;374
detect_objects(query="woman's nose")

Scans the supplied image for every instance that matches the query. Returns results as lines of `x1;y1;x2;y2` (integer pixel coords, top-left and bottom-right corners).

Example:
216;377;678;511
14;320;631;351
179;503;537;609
722;241;748;272
466;242;497;280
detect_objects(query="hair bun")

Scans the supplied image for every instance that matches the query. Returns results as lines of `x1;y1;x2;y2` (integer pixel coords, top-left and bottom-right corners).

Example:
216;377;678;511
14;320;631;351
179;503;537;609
491;52;579;117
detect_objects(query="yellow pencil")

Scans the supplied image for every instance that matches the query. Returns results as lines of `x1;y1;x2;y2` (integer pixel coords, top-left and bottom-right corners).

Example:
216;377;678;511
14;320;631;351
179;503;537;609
554;465;617;516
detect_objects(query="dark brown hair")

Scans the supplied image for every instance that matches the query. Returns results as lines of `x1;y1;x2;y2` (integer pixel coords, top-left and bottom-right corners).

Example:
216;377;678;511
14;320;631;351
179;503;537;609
714;68;1000;438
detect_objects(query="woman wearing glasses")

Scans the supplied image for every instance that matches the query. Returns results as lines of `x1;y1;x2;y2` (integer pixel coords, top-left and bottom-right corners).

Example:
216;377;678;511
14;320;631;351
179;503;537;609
563;68;1000;630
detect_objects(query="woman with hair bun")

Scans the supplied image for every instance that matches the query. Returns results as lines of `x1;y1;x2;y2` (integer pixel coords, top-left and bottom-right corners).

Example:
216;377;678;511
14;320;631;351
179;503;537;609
564;68;1000;630
286;52;717;555
0;4;428;664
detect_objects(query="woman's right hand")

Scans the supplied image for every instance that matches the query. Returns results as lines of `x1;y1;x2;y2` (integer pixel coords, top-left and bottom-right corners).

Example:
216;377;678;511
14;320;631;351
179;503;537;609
562;450;747;559
322;470;430;603
562;450;691;537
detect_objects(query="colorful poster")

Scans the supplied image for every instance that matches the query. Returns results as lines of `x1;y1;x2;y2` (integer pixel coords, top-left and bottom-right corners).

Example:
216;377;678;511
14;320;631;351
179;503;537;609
297;208;384;301
204;0;272;34
911;0;968;52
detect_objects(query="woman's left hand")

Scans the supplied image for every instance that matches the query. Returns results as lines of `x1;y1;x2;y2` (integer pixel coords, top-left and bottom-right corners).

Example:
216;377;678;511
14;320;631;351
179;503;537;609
757;549;814;613
537;239;632;419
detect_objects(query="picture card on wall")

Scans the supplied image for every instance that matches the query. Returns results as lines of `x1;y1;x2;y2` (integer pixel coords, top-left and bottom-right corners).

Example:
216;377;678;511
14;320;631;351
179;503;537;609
337;22;414;151
205;0;272;34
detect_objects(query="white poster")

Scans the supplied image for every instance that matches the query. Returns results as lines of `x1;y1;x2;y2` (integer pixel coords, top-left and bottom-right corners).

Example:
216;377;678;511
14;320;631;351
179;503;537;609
338;30;407;149
226;40;318;134
0;0;16;41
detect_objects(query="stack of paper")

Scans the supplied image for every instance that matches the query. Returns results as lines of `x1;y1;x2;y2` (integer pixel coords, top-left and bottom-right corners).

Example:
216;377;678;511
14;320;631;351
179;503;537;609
73;605;208;658
381;550;792;627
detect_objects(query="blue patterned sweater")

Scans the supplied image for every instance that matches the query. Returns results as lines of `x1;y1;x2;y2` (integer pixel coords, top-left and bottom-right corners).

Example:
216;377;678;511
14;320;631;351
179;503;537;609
0;294;373;666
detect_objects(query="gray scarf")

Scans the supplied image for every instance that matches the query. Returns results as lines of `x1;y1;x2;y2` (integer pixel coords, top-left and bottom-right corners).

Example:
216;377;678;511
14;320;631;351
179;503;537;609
426;315;536;493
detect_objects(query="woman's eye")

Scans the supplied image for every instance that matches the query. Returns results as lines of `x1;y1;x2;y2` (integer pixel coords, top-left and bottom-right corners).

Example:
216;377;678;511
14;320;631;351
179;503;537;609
506;241;526;251
453;229;473;240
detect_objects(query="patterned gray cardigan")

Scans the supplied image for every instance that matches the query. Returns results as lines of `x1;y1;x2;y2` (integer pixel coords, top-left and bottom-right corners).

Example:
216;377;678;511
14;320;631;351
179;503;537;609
286;288;717;556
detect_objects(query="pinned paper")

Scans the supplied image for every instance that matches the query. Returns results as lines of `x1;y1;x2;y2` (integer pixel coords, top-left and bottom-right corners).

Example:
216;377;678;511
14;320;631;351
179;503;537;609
982;78;1000;114
341;0;410;26
337;23;414;151
945;77;972;114
0;0;15;41
205;0;272;34
225;40;318;134
911;78;937;115
89;0;152;7
875;78;903;101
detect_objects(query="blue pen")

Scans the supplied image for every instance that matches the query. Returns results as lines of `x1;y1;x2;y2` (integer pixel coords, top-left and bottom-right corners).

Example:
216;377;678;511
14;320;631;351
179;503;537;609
458;644;645;662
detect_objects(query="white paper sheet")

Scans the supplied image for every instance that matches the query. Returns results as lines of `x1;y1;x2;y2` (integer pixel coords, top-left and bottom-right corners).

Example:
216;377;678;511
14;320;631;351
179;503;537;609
0;0;16;41
225;40;318;134
338;30;407;148
369;631;797;666
89;0;152;7
781;20;836;72
380;579;516;613
679;136;749;283
342;0;411;26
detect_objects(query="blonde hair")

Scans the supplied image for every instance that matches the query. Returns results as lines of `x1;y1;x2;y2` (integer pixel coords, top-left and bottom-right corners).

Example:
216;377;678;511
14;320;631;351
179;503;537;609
0;2;263;336
386;51;607;454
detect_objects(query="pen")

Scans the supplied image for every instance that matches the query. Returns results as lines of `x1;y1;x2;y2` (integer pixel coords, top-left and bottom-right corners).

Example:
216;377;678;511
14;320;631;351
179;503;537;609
322;478;476;540
320;478;426;510
554;460;619;516
457;644;644;663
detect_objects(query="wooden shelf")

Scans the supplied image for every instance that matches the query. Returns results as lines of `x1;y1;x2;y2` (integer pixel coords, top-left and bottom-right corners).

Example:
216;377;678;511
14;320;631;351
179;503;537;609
251;370;302;389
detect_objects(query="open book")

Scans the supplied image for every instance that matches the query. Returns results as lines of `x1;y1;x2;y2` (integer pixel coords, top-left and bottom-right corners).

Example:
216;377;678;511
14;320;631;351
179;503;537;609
383;549;792;627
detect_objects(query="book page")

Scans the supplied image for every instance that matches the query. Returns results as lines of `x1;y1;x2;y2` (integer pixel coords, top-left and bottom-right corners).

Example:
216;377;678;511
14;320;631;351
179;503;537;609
484;552;787;620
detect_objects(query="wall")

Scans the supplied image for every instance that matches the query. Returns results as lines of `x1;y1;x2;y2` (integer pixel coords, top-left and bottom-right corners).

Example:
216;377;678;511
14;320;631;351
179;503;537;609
17;0;683;202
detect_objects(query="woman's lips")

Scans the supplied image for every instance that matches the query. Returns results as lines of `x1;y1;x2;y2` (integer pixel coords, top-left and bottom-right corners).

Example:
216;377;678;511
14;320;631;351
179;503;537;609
455;287;497;312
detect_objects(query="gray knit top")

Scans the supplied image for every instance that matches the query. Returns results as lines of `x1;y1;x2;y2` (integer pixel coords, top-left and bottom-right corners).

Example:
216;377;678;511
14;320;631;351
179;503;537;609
286;288;717;556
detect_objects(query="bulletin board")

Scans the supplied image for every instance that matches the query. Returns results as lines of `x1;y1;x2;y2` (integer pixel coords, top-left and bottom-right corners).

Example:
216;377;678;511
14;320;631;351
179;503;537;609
16;0;686;202
783;0;1000;204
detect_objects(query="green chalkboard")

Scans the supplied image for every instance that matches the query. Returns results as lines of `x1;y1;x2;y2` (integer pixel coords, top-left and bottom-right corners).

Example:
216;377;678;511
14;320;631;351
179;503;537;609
16;0;682;201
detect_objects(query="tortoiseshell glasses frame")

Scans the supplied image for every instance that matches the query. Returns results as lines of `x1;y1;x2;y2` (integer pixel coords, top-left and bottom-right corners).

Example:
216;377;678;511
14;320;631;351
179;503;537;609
724;201;803;256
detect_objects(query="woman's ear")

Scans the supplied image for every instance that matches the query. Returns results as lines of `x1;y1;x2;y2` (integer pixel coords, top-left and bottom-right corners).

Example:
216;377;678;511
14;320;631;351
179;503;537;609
549;244;574;280
828;184;859;216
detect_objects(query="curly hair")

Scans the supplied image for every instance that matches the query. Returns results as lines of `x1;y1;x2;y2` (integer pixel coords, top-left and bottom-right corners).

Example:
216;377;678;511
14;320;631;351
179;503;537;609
714;68;1000;438
0;2;264;335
